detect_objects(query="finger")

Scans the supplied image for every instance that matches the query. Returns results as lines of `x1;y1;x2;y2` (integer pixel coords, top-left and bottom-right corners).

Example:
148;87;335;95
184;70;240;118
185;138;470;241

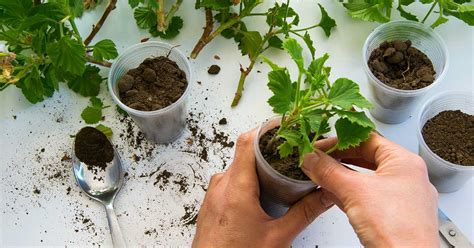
273;189;334;238
226;129;259;189
301;150;360;201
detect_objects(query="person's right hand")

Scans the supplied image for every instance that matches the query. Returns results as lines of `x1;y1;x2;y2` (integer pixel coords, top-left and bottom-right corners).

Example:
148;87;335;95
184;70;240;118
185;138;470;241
302;133;439;248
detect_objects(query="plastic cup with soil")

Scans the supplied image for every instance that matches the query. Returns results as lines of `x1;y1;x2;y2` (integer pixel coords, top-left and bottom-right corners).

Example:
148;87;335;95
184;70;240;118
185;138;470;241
363;20;448;124
417;91;474;193
108;42;192;144
254;117;316;218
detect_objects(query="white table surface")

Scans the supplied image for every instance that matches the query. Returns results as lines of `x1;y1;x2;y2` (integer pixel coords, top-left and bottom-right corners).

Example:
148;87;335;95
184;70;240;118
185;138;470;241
1;1;473;247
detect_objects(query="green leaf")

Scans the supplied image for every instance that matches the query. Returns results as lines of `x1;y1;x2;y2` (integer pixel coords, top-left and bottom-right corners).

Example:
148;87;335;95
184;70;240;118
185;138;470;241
304;109;328;133
317;4;337;37
266;3;299;28
307;53;329;76
278;141;294;158
343;3;390;23
81;96;106;124
302;32;316;59
129;0;143;8
278;128;301;146
261;56;284;71
268;36;283;50
47;36;86;76
282;38;304;72
329;78;372;109
455;4;474;25
335;118;373;150
150;16;183;39
134;6;157;29
431;15;449;28
16;67;44;103
400;0;416;5
67;65;103;97
95;124;113;138
239;31;263;60
333;110;375;129
197;0;234;9
116;105;129;116
397;4;419;21
267;69;294;114
92;39;118;61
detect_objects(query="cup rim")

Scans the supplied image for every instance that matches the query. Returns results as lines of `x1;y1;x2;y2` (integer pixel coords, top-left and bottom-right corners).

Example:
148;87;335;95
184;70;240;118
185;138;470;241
417;90;474;170
254;116;316;185
107;41;193;117
362;20;449;97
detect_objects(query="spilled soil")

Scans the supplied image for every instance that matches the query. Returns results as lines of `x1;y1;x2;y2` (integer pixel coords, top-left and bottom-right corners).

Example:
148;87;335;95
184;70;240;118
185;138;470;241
422;110;474;166
207;65;221;75
74;127;114;172
118;56;188;111
368;40;436;90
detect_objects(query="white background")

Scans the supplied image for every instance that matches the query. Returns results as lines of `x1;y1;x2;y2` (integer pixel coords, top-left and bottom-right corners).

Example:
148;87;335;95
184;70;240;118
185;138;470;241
1;0;473;247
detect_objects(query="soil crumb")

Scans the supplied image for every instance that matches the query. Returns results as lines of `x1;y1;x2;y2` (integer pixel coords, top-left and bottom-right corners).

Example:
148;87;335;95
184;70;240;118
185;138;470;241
422;110;474;166
218;118;227;125
207;65;221;75
118;56;188;111
74;127;114;172
259;127;309;180
368;40;435;90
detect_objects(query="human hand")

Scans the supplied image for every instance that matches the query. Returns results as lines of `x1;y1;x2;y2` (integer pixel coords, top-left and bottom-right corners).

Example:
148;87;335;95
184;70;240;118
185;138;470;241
192;130;334;248
302;133;439;247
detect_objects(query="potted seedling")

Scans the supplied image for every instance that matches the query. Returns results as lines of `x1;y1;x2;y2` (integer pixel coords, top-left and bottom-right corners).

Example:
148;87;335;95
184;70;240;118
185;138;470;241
417;91;474;193
363;20;448;124
108;42;192;144
256;38;375;217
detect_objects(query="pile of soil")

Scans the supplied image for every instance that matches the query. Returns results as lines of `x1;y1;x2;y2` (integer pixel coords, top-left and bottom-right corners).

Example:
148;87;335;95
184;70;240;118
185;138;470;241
259;128;309;181
118;56;188;111
422;110;474;166
74;127;114;171
368;40;435;90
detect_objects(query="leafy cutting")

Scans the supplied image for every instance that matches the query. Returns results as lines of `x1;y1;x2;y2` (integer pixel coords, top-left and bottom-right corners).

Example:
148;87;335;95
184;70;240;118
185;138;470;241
264;38;375;165
192;0;337;107
129;0;183;39
341;0;473;28
0;0;118;103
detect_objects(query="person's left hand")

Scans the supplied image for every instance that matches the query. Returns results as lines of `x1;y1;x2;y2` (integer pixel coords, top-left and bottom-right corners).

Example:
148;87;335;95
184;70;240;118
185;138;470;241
192;129;334;248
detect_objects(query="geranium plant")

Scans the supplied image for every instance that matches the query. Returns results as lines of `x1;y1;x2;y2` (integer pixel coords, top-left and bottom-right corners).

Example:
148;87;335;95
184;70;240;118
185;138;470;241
129;0;183;38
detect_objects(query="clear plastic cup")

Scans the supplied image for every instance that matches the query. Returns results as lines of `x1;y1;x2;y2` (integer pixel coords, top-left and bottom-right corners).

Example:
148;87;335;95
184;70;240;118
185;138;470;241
108;42;192;144
363;20;449;124
254;117;316;217
417;91;474;193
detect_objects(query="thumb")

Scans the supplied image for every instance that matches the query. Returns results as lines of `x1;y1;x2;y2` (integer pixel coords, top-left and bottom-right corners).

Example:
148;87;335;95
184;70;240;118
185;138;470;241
301;150;359;201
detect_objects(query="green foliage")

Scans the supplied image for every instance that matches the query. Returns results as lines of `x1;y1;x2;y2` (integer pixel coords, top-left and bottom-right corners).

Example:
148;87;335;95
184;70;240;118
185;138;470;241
130;0;184;39
340;0;473;27
95;124;113;138
81;96;109;124
265;38;375;165
0;0;117;103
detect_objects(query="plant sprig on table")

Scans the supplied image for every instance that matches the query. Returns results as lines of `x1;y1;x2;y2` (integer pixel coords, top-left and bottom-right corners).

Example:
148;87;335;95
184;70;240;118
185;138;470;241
264;38;376;165
192;0;337;107
341;0;473;28
129;0;183;39
0;0;118;103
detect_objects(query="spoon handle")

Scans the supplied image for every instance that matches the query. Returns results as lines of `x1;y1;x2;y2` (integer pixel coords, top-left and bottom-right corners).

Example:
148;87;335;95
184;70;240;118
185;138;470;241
105;203;127;248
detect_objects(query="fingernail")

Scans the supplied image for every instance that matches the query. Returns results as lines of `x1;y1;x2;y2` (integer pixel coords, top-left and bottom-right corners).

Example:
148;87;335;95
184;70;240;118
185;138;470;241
302;152;320;172
320;191;334;208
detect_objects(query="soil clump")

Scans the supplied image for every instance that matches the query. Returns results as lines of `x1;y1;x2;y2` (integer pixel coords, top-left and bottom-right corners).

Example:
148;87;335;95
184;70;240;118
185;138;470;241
74;127;114;171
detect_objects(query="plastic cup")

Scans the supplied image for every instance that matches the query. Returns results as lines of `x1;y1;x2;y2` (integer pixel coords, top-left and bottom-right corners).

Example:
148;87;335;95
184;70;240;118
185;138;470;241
363;20;449;124
417;91;474;193
254;117;316;217
108;42;192;144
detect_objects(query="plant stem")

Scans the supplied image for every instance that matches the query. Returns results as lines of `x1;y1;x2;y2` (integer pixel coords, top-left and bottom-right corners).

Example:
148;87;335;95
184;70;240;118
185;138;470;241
156;0;166;32
190;8;214;59
231;59;257;107
325;144;338;154
86;54;112;67
164;0;183;27
291;24;320;33
84;0;117;46
69;19;82;42
421;0;438;23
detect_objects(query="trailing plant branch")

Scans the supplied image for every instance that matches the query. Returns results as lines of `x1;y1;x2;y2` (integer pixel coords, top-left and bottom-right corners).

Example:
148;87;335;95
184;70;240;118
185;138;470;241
421;0;438;23
84;0;117;46
86;55;112;67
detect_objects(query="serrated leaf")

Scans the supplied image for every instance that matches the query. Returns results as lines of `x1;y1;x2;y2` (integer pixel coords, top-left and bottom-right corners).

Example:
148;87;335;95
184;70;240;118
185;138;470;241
397;4;419;21
307;53;329;76
335;118;373;150
16;67;44;103
81;96;106;124
92;39;118;61
128;0;143;8
261;56;284;71
431;15;449;28
343;3;390;23
239;31;262;60
150;16;183;39
278;128;300;146
304;109;328;133
302;32;316;59
67;65;103;97
329;78;372;109
134;6;157;29
47;36;86;76
267;69;294;114
333;110;375;129
95;124;113;138
266;3;299;28
455;4;474;25
268;36;283;50
278;141;294;158
317;4;337;37
282;38;304;72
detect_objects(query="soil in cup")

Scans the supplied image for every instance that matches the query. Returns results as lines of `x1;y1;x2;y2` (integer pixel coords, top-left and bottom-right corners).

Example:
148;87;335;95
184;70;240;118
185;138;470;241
259;127;310;181
118;56;188;111
74;127;114;172
368;40;435;90
422;110;474;166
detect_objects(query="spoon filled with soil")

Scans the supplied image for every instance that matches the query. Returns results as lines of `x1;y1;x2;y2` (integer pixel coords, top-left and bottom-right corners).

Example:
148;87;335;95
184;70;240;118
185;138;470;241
72;127;126;247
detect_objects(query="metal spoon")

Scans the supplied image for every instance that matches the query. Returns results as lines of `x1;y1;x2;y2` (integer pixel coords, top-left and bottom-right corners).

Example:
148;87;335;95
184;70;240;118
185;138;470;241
72;141;127;248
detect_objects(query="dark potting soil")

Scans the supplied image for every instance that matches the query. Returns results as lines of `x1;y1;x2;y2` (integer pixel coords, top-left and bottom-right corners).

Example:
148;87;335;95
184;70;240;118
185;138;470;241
207;65;221;75
422;110;474;166
368;40;435;90
74;127;114;171
118;56;188;111
259;127;310;181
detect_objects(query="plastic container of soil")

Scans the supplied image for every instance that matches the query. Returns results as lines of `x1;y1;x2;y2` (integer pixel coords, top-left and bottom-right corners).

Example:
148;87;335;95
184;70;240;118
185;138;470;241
417;91;474;193
108;42;192;144
363;20;448;124
254;117;316;218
